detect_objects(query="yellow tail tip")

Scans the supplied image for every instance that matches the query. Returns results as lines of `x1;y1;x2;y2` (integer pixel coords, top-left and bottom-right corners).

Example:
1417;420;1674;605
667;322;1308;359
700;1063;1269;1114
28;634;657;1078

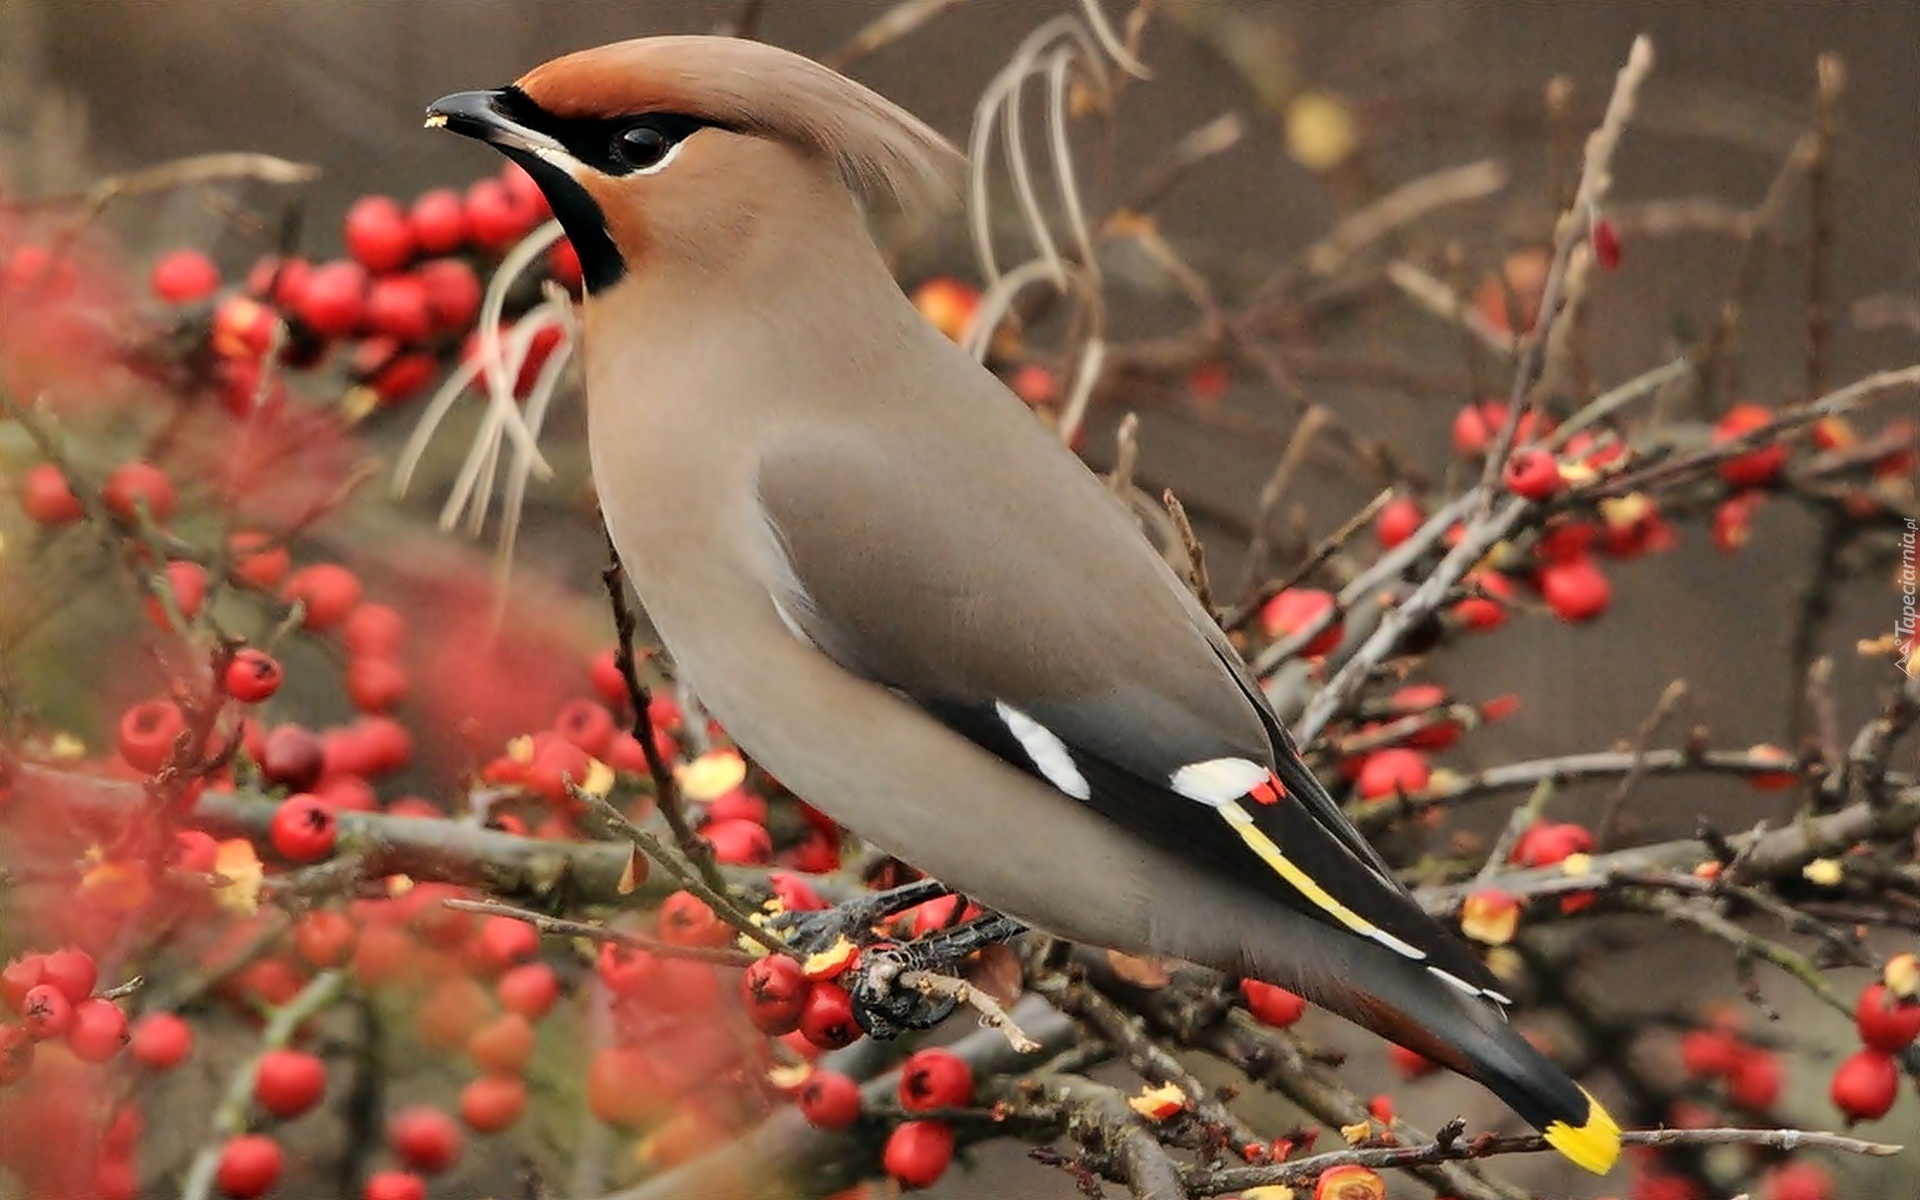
1543;1088;1621;1174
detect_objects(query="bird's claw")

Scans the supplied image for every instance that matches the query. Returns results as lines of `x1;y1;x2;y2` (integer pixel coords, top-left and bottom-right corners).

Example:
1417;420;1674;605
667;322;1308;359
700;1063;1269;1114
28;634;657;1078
848;946;958;1040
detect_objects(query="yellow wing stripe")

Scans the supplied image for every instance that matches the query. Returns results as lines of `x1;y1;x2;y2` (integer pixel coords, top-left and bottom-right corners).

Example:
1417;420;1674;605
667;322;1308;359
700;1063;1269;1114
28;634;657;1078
1544;1086;1621;1174
1216;800;1424;959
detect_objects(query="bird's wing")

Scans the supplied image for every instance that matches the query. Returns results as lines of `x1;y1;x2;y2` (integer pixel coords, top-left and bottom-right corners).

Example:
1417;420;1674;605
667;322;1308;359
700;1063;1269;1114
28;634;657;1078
754;433;1504;1000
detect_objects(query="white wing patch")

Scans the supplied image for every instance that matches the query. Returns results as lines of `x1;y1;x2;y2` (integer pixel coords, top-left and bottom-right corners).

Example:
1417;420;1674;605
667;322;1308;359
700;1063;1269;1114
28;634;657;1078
1428;965;1513;1008
994;703;1091;801
1169;757;1272;807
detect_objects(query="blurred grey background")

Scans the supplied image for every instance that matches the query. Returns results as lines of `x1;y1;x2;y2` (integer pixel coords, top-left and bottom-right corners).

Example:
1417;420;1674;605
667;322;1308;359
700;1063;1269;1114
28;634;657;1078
4;2;1916;1196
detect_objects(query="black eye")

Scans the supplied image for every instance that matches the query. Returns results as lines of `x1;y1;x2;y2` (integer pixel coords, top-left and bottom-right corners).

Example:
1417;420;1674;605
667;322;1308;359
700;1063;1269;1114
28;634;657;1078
613;124;670;170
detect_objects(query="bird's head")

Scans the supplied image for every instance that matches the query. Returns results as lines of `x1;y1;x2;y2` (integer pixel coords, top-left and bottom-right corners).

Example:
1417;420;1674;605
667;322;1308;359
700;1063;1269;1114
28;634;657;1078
426;36;961;294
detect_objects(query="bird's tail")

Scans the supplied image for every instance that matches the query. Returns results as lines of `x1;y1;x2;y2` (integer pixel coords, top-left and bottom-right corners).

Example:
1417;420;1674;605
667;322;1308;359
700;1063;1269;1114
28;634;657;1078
1288;947;1621;1175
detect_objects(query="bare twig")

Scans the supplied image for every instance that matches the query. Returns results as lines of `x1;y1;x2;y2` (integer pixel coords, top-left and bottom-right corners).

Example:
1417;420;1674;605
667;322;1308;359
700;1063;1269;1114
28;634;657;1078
1479;35;1657;499
598;532;729;897
440;896;758;966
1163;490;1215;614
1188;1125;1900;1195
1596;678;1690;849
898;968;1041;1053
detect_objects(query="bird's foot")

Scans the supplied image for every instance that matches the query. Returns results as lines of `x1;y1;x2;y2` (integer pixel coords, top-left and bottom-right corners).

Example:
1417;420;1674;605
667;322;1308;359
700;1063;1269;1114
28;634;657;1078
848;913;1027;1040
772;877;952;956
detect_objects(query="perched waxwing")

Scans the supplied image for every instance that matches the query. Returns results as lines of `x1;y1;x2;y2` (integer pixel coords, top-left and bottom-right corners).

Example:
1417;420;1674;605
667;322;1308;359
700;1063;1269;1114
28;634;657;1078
428;35;1620;1174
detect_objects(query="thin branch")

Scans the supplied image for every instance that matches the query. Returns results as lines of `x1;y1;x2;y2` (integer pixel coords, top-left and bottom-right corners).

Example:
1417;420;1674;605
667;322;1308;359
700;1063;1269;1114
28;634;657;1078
1188;1125;1900;1195
439;896;758;966
1479;35;1657;499
1596;678;1690;849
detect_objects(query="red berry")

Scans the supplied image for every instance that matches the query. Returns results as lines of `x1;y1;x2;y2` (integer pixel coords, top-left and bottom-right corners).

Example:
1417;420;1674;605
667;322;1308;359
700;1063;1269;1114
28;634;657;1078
883;1119;955;1189
40;947;97;1004
499;162;550;219
1452;401;1506;457
465;178;530;251
291;910;355;971
797;1070;862;1130
389;1105;463;1174
799;982;860;1049
417;257;482;332
1590;217;1623;271
20;984;73;1038
103;461;176;523
346;655;408;713
1388;1041;1436;1078
769;872;826;914
657;890;728;948
225;648;284;703
368;349;436;403
1503;448;1561;501
229;532;291;590
899;1048;973;1110
344;604;407;657
586;1046;662;1127
459;1074;527;1132
1539;557;1611;622
270;794;339;862
1260;588;1341;655
130;1011;194;1069
20;463;83;525
1454;570;1513;631
350;715;413;777
596;942;660;999
1678;1028;1741;1078
345;195;415;274
476;916;540;972
118;699;187;774
255;1048;327;1118
589;649;630;708
1355;748;1430;801
248;254;311;309
548;238;582;290
1242;979;1308;1028
1;956;45;1012
365;1170;427;1200
705;818;773;865
1374;496;1422;549
297;260;369;337
741;956;809;1036
152;248;222;303
1537;519;1597;563
496;962;561;1021
1830;1048;1898;1121
1714;403;1788;489
215;1134;282;1198
282;563;362;630
1854;983;1920;1052
1512;821;1594;868
365;273;432;342
554;698;617;757
261;724;326;790
409;187;469;254
66;997;128;1061
467;1013;535;1076
1726;1048;1782;1111
148;559;208;629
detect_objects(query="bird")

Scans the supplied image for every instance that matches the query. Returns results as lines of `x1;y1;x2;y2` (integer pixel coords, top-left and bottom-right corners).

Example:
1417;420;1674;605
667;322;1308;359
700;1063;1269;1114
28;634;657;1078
426;34;1620;1174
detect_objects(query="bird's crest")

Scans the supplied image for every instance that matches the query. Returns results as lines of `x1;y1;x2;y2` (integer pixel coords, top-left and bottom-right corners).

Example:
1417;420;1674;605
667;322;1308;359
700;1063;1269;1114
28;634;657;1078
515;36;963;222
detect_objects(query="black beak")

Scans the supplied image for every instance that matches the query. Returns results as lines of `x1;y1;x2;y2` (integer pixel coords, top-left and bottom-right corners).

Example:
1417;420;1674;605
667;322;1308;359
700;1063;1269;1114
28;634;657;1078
425;89;557;157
